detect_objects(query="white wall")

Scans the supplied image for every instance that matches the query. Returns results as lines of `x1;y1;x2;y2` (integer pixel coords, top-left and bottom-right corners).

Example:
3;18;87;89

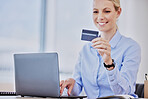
119;0;148;83
45;0;148;83
45;0;94;73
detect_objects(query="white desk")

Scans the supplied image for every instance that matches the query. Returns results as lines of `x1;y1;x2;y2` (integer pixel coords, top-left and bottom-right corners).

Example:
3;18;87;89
0;96;58;99
0;96;147;99
0;96;86;99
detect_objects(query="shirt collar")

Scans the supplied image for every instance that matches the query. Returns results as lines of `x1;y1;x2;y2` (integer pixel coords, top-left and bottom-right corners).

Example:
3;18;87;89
109;30;122;48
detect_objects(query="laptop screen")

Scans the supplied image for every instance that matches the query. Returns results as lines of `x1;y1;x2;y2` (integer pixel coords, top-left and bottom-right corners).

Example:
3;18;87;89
14;53;60;97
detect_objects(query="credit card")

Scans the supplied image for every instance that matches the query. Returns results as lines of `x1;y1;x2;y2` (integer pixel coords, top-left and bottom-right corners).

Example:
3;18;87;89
81;29;99;41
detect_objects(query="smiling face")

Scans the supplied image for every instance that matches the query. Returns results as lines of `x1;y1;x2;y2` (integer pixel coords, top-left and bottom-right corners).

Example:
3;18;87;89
93;0;121;33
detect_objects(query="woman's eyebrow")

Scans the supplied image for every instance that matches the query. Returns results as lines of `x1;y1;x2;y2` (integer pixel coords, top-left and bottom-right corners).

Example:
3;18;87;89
93;8;98;10
103;7;111;10
93;7;111;10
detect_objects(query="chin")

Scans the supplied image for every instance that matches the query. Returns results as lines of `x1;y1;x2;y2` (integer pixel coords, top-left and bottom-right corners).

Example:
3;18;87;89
98;28;107;32
95;25;106;31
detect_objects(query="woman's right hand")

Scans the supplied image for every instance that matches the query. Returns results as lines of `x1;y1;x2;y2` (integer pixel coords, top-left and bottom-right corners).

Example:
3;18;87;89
60;78;75;96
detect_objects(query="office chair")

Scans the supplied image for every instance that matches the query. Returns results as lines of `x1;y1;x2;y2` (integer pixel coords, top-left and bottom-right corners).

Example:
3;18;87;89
135;83;144;98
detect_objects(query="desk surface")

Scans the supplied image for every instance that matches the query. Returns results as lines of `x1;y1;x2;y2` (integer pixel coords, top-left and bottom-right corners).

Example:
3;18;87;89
0;96;147;99
0;97;50;99
0;96;58;99
0;96;86;99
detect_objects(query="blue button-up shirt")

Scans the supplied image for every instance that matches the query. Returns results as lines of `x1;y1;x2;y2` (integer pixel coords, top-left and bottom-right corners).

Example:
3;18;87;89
71;30;141;98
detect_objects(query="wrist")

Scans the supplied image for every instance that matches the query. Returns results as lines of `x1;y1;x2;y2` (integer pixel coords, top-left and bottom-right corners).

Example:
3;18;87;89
106;66;114;71
104;59;115;69
104;58;112;65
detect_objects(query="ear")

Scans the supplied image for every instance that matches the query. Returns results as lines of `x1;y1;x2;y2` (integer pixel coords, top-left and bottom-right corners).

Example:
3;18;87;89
116;7;122;19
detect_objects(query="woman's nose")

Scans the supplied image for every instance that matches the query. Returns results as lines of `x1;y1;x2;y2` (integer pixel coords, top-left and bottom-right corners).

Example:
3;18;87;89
97;13;104;21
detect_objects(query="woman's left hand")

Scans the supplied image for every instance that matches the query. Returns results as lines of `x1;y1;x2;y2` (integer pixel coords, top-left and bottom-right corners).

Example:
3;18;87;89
91;37;112;65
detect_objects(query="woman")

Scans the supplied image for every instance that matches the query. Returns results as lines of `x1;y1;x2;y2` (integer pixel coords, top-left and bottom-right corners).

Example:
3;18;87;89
60;0;141;98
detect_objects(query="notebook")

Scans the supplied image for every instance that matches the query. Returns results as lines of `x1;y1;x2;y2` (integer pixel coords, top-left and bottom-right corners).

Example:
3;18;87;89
14;53;86;98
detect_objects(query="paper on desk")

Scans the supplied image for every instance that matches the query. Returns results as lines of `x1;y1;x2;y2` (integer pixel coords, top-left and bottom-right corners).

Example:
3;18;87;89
144;80;148;98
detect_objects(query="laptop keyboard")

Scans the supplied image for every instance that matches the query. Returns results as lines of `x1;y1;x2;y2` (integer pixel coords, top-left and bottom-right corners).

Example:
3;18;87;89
0;91;87;99
0;92;16;96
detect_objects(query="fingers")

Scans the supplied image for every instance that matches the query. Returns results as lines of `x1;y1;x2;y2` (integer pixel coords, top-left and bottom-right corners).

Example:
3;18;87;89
60;80;65;95
60;80;67;95
60;78;75;96
68;85;74;96
60;80;64;87
67;78;75;96
98;48;111;56
92;40;108;48
91;37;111;51
60;80;68;95
93;43;111;51
92;37;109;43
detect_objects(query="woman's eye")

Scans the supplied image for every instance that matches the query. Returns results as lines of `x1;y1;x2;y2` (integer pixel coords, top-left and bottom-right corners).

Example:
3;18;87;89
93;11;98;13
105;11;111;13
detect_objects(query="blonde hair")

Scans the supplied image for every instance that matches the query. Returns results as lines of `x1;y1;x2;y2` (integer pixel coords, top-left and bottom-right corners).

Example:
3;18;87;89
93;0;120;11
108;0;120;29
108;0;120;11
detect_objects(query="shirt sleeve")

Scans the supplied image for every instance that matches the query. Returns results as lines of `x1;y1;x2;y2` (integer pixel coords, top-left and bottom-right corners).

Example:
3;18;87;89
107;42;141;95
71;53;83;96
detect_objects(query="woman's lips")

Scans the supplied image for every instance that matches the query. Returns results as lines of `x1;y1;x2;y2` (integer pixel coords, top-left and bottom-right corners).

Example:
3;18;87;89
97;22;108;26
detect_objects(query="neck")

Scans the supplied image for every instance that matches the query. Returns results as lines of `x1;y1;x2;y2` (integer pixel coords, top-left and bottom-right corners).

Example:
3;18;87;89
100;27;117;41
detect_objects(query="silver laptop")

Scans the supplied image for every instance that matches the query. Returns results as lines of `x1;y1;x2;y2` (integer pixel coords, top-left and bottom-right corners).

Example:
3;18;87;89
14;53;60;97
14;52;87;98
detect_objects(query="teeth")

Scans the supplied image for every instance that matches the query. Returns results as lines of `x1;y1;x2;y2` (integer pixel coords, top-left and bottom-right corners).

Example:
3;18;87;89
99;23;106;25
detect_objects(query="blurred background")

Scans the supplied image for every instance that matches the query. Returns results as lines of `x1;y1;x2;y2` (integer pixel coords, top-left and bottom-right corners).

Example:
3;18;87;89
0;0;148;91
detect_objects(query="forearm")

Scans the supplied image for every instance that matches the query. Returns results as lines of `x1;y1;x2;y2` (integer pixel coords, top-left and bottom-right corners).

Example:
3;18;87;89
71;82;82;96
107;66;131;95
